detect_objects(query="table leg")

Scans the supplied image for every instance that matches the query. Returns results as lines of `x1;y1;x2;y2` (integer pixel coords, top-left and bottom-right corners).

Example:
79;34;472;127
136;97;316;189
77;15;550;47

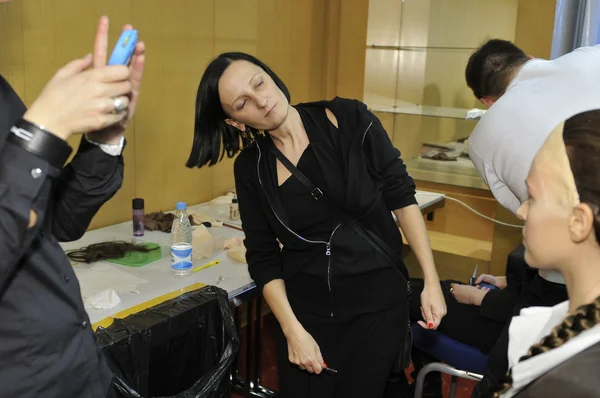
251;297;277;397
231;295;277;397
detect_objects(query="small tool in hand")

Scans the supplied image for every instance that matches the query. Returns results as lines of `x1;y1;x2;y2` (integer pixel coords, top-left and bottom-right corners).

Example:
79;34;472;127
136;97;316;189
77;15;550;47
469;264;479;286
322;362;338;375
469;264;499;291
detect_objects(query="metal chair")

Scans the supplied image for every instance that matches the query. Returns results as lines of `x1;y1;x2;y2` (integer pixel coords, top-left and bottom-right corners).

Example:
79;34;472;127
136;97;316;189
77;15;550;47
411;323;487;398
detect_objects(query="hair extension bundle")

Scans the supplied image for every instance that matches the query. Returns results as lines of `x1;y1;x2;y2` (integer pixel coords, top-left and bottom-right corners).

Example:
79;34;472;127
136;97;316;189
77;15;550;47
65;241;156;264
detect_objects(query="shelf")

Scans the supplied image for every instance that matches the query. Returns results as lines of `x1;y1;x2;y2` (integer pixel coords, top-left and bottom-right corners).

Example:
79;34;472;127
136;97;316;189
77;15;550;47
405;156;489;191
369;104;483;120
366;44;476;52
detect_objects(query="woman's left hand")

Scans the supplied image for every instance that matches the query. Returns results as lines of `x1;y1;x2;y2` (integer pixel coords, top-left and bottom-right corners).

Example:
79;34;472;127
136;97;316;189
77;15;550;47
418;281;447;330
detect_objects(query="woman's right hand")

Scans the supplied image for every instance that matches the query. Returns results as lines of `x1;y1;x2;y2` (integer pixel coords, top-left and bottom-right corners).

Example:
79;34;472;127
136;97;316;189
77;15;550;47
285;323;324;374
23;53;133;141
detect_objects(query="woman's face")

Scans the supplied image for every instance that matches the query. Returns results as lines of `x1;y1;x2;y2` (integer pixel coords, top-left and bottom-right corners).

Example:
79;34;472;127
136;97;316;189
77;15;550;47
516;124;579;269
218;60;290;132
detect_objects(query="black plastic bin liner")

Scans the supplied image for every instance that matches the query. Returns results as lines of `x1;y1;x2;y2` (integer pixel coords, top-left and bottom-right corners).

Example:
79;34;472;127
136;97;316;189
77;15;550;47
95;285;240;398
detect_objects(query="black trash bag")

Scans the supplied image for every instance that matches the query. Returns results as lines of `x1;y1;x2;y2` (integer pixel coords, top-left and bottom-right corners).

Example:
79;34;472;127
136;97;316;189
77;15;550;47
95;285;240;398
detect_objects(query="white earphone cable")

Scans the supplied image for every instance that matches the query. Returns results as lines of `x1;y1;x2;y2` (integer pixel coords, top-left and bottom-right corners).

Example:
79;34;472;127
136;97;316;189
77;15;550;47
418;192;524;228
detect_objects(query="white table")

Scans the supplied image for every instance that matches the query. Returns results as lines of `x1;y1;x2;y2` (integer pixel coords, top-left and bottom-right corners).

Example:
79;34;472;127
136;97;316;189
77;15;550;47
60;204;252;326
61;191;444;326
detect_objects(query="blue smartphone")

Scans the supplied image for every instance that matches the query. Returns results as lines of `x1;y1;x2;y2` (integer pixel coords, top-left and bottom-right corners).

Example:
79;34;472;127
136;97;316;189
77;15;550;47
108;29;138;66
477;282;499;291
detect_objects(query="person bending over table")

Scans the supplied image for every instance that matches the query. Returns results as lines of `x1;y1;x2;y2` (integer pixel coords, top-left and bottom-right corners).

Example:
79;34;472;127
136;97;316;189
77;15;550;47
463;39;597;395
185;52;446;398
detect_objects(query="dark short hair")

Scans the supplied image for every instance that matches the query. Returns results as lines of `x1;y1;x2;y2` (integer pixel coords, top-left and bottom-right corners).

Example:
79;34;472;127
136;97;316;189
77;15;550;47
465;39;529;99
186;52;290;168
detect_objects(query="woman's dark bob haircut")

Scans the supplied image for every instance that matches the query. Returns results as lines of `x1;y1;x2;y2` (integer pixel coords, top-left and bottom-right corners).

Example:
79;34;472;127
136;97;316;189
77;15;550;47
186;52;291;168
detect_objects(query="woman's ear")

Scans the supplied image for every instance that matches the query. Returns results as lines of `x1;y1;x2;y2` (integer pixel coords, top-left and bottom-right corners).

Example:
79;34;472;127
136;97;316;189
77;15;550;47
225;119;246;132
569;203;596;243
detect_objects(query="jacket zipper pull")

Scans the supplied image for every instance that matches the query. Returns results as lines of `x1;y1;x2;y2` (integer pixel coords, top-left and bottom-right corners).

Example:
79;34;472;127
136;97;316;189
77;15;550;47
325;243;331;256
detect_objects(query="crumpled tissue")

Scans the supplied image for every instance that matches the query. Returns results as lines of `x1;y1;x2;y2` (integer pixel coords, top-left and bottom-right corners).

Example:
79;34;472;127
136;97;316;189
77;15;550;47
84;288;121;309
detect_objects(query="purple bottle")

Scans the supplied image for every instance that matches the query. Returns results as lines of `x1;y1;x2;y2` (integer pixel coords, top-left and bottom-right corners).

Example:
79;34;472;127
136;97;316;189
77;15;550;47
132;198;145;237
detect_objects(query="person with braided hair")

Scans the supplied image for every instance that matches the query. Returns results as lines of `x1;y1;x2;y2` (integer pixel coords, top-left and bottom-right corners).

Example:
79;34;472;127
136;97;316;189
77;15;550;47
494;109;600;398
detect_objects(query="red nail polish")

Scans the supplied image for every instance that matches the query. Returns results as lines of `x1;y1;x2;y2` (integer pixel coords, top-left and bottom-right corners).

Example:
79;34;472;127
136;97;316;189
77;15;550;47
428;323;434;329
323;361;328;368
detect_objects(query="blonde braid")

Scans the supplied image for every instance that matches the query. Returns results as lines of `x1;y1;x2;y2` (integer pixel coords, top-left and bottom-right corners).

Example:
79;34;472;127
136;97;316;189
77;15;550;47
492;295;600;396
521;296;600;360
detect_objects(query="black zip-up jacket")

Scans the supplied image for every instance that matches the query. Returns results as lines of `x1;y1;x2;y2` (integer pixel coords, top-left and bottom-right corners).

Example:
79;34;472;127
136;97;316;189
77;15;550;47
234;97;417;318
0;75;117;397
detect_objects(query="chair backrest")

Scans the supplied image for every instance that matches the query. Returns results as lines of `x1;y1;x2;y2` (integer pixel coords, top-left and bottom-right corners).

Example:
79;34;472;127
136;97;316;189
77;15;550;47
410;323;489;374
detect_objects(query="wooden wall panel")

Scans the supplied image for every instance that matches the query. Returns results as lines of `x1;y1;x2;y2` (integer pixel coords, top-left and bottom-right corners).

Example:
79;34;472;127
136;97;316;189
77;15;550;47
515;0;556;59
336;0;369;100
214;0;258;56
322;0;341;100
132;0;215;217
0;1;25;96
256;0;293;88
290;1;327;103
211;0;259;199
0;0;370;230
20;0;59;106
69;1;135;229
426;0;518;48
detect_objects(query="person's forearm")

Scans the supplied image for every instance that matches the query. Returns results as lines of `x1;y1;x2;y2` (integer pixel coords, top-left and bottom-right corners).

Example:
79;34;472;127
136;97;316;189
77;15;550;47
394;204;439;284
262;279;302;336
0;141;53;286
52;137;124;241
496;276;508;289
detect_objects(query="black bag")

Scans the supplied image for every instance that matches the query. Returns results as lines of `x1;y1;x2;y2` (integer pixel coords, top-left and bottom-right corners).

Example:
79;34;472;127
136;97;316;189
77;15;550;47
97;286;239;398
270;145;412;372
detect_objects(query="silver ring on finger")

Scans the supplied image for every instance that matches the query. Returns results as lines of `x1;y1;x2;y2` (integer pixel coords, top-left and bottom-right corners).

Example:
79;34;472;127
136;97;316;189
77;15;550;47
113;97;127;113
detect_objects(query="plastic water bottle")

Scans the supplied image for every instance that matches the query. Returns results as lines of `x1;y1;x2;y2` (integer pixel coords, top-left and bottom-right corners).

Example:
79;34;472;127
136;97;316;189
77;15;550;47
170;202;193;277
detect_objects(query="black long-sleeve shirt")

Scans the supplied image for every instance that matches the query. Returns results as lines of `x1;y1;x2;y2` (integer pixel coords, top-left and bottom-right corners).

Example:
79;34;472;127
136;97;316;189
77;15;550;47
478;245;528;323
0;75;121;397
234;97;417;318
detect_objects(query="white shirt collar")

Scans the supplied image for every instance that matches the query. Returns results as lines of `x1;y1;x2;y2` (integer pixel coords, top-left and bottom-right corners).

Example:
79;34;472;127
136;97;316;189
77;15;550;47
502;300;600;397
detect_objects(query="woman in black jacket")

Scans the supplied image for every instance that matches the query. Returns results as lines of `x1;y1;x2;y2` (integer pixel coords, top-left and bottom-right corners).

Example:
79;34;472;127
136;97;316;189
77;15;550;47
186;52;446;397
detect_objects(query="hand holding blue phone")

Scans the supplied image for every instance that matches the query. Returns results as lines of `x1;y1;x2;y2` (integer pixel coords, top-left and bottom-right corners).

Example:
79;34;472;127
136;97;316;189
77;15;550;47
108;29;138;66
477;282;499;291
469;265;500;291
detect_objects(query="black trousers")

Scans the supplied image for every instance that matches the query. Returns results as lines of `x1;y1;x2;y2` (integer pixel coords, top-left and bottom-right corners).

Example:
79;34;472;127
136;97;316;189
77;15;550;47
471;269;568;397
275;305;408;398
